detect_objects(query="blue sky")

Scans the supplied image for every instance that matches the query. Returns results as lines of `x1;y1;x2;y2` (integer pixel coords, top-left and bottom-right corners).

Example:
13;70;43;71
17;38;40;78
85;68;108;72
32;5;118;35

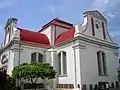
0;0;120;51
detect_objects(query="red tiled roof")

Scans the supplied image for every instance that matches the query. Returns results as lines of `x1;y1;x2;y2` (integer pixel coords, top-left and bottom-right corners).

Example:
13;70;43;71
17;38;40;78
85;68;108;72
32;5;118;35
40;18;73;32
17;28;50;46
55;27;75;44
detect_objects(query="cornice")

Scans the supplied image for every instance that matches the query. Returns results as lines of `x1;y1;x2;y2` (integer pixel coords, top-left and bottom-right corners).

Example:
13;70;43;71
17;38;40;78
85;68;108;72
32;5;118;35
0;40;50;54
75;37;116;49
54;34;118;50
72;43;86;49
0;39;15;54
20;42;50;49
0;33;118;54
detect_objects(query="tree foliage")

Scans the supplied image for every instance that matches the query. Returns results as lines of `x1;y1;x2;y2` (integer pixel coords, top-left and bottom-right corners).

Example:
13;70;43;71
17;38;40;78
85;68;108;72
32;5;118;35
118;69;120;82
12;62;56;90
6;75;16;89
0;68;15;90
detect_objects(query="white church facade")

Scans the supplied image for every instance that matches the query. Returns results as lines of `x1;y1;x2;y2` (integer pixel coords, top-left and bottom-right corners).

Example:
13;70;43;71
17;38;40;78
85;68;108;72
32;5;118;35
0;10;119;90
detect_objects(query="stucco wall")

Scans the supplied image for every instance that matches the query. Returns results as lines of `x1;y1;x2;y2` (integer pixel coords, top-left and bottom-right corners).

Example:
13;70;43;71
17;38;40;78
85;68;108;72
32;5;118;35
79;41;118;86
19;45;47;64
0;46;15;75
55;42;75;85
40;26;52;44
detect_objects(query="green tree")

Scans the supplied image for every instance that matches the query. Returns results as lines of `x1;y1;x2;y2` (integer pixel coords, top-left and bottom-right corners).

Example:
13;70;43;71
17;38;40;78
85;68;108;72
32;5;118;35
6;75;16;90
118;69;120;81
0;68;15;90
12;63;56;90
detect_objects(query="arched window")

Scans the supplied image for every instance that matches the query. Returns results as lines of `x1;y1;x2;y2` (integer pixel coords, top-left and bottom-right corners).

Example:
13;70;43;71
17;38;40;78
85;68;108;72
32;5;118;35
31;53;43;63
97;51;107;75
58;51;67;75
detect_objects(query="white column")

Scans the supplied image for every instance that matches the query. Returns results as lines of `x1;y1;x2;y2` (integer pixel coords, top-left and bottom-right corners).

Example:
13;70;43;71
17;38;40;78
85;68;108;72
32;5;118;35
11;43;22;86
36;53;38;62
46;48;57;90
45;51;51;63
61;51;64;75
73;47;78;89
73;42;85;90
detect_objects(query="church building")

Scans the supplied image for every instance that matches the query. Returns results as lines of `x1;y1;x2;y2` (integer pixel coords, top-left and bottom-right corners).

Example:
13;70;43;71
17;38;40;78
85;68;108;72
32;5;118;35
0;10;119;90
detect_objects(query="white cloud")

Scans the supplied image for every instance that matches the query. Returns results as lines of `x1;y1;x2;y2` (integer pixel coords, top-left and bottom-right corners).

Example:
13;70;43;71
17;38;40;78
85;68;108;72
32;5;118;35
92;0;120;19
109;30;120;37
0;0;18;9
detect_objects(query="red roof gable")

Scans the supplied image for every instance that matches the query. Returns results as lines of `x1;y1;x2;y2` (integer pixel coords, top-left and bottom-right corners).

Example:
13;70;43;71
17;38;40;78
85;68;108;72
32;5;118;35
40;18;73;32
55;27;75;44
17;28;50;46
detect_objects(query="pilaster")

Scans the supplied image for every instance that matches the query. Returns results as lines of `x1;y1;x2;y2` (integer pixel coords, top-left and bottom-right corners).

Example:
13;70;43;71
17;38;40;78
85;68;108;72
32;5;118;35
72;40;85;90
46;48;58;90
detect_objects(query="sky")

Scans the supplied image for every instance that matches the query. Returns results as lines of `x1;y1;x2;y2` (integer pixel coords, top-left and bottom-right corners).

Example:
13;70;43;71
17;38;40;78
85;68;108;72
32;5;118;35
0;0;120;52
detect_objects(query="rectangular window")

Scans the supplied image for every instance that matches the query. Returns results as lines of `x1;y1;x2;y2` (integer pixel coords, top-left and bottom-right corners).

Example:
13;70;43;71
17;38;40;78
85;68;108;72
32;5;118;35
38;54;43;62
102;52;107;75
58;53;61;75
97;52;102;75
97;51;107;76
63;52;67;75
31;53;36;62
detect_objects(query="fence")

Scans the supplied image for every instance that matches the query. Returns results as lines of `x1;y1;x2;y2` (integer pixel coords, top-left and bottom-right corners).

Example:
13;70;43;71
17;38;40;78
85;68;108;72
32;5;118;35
82;81;120;90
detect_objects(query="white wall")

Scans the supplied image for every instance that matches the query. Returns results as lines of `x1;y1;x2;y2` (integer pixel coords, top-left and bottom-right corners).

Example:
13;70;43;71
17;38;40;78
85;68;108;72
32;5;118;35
5;33;9;45
55;42;75;85
0;46;15;75
79;41;118;87
40;25;70;45
77;14;113;43
40;26;52;44
19;45;47;64
7;47;14;75
12;44;55;89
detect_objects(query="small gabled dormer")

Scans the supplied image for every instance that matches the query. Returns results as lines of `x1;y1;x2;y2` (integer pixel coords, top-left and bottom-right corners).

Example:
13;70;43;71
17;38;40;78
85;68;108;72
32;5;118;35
40;18;73;45
75;10;113;43
4;18;18;45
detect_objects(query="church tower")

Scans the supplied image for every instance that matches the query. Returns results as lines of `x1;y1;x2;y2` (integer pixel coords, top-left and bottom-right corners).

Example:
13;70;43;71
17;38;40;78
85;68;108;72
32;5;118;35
4;18;18;45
